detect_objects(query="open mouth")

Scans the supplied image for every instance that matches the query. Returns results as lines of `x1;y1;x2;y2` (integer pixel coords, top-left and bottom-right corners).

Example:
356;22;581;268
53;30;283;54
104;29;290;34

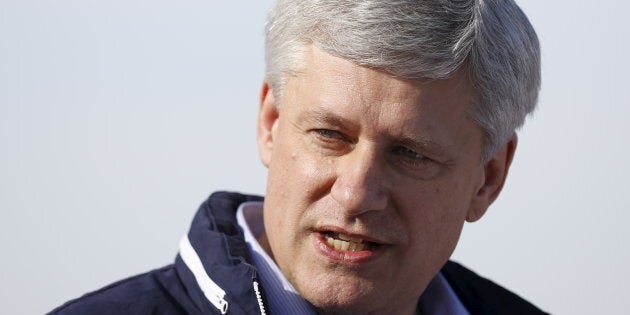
322;232;379;252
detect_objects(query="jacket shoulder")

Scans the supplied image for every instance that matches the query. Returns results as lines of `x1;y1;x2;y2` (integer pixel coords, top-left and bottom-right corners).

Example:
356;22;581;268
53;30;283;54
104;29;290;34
49;265;187;315
441;261;549;315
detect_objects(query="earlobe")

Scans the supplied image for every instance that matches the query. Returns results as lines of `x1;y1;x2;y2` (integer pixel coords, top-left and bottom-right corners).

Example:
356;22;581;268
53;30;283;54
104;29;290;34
257;80;279;168
466;134;518;222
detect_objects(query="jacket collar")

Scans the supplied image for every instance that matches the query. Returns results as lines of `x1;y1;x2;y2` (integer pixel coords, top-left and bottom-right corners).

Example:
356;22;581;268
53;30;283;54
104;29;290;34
175;192;265;314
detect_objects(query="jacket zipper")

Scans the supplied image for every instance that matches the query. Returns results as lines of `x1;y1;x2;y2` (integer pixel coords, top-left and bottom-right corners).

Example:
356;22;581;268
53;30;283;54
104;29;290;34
179;235;229;314
253;280;267;315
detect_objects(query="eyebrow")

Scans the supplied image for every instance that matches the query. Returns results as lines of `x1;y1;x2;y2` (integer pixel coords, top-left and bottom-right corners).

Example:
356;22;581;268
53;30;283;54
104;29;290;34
297;109;452;158
297;110;359;132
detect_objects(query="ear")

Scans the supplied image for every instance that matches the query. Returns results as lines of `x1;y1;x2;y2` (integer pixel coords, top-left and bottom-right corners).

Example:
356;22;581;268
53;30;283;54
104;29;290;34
466;134;518;222
257;80;279;168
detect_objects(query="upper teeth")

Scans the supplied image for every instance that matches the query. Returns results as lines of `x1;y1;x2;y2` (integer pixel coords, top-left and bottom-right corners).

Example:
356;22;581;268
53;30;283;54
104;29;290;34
337;233;362;243
324;233;369;252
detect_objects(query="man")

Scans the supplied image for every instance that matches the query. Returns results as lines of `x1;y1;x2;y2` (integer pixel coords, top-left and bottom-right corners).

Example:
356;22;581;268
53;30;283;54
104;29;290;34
51;0;546;314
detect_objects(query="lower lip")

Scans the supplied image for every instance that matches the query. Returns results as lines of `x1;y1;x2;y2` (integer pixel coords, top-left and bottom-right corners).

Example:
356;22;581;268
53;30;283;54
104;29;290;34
313;233;385;264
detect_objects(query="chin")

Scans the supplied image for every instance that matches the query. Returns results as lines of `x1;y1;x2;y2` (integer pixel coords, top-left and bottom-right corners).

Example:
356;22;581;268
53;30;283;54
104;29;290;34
293;272;392;315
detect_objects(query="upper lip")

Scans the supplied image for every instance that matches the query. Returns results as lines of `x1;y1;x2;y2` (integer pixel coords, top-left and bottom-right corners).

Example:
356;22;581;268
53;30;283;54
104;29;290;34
314;225;390;245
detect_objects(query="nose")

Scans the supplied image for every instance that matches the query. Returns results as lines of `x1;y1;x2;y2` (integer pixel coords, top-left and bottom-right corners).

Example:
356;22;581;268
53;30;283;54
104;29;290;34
330;145;389;216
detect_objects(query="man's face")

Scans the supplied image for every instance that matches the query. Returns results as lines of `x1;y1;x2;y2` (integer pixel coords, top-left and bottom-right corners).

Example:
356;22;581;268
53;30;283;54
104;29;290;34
257;45;511;314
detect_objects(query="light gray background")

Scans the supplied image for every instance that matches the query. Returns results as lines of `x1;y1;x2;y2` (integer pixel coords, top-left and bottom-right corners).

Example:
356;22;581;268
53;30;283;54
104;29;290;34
1;1;628;314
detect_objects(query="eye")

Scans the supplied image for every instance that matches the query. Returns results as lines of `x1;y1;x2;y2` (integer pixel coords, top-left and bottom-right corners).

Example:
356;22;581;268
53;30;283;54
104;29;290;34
392;146;427;161
314;129;347;141
391;145;442;179
309;129;353;154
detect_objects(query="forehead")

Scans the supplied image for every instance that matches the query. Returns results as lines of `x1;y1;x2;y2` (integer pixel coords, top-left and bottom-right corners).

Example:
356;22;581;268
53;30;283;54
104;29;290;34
286;45;473;115
280;45;481;156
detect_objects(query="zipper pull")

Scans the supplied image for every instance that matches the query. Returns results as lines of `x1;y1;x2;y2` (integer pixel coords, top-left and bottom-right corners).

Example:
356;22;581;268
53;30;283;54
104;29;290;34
179;235;229;314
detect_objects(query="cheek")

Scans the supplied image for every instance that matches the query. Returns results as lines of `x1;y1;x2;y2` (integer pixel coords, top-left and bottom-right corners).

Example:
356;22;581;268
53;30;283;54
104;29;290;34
273;130;325;180
265;137;335;226
402;182;470;249
283;148;336;199
404;209;465;274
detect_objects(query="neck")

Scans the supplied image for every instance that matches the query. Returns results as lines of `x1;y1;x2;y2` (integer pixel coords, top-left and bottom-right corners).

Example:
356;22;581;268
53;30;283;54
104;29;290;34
256;231;274;260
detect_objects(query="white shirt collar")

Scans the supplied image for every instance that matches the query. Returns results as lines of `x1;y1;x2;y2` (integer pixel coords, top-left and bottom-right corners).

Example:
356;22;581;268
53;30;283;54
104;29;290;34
237;201;316;315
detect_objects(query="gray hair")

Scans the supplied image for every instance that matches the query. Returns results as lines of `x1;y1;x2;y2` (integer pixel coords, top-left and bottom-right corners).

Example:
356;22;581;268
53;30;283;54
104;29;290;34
264;0;540;160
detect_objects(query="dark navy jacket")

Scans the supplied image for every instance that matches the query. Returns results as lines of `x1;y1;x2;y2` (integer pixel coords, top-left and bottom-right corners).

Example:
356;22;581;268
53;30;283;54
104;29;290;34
50;191;548;315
